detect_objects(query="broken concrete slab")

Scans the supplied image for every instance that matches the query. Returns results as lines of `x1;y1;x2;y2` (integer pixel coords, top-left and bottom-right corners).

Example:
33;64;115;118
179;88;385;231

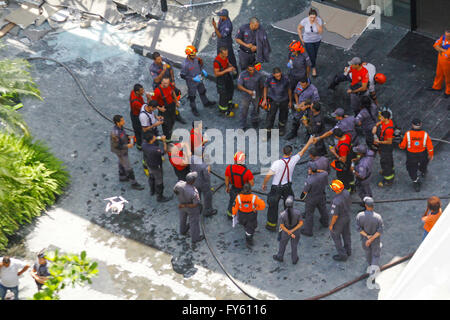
22;27;51;41
35;3;60;26
4;3;40;29
0;21;14;38
113;0;162;19
49;8;69;22
130;18;199;64
45;0;123;25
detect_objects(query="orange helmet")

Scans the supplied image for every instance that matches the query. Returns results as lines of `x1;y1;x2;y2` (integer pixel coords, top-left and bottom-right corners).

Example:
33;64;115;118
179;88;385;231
185;45;197;56
330;160;345;172
289;40;305;53
374;73;386;84
234;151;245;164
330;179;344;193
254;62;262;71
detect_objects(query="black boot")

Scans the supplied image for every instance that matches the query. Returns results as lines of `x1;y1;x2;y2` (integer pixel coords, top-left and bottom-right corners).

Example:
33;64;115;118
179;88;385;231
191;106;200;117
245;234;254;248
156;184;172;202
149;175;155;196
128;171;144;190
279;125;286;137
328;75;339;90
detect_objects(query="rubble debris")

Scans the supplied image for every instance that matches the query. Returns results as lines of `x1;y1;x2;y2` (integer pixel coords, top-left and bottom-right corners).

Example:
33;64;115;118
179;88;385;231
80;19;91;28
49;8;69;22
0;0;8;9
35;3;60;26
0;22;15;38
16;0;43;8
23;27;51;41
4;3;40;29
113;0;162;19
45;0;123;25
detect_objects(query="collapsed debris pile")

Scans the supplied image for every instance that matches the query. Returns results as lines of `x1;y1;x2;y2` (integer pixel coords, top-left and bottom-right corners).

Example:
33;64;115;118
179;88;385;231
0;0;163;41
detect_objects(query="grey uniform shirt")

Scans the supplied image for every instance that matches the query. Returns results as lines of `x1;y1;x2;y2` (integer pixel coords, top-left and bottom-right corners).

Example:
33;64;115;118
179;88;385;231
180;57;202;82
110;125;128;154
236;23;257;51
355;103;378;131
354;150;375;180
190;155;211;190
334;116;357;141
265;75;290;102
356;210;384;238
330;189;351;224
294;83;320;103
173;181;201;214
150;57;172;86
310;156;329;173
279;208;303;230
288;51;311;78
238;70;265;95
303;171;328;199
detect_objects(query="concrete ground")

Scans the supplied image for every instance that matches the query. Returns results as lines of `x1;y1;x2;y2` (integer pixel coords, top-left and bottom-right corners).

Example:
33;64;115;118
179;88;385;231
1;0;449;300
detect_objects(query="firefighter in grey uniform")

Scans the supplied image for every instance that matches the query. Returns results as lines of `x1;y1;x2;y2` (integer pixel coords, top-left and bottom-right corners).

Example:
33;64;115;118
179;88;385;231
355;96;378;149
237;63;265;129
315;108;358;146
180;45;216;116
328;179;352;261
261;67;292;137
212;9;237;71
235;17;271;71
110;115;144;190
190;155;217;217
273;196;303;264
352;144;375;203
287;40;311;91
299;162;329;237
308;147;329;173
356;197;384;267
173;172;205;244
286;79;320;140
142;132;172;202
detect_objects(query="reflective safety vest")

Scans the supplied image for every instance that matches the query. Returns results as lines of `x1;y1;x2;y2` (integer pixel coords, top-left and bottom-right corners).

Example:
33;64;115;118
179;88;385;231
400;130;434;157
236;194;257;213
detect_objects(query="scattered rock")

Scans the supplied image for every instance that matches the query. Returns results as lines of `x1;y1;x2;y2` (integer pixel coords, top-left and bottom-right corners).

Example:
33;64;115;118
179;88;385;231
71;150;78;158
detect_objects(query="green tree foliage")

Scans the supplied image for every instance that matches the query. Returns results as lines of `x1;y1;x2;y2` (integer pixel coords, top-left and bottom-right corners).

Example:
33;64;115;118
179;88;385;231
0;133;70;250
33;250;99;300
0;53;69;250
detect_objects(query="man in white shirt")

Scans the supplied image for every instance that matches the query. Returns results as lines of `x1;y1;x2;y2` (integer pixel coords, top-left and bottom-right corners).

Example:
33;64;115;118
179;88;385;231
262;137;314;231
0;256;30;300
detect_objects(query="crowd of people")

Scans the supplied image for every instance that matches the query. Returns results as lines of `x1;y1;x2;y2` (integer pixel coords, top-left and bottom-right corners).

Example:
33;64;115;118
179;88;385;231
107;8;448;270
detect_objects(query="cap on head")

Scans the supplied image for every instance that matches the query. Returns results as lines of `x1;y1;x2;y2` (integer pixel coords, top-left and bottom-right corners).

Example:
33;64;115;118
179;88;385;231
285;195;294;208
185;45;197;56
412;118;422;128
353;144;367;154
331;108;345;117
374;73;386;84
330;180;344;193
363;196;374;207
216;9;229;16
348;57;362;65
186;172;198;184
234;151;245;164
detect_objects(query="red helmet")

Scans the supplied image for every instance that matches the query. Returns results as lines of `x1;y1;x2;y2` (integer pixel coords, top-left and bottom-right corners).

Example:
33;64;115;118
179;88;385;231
374;73;386;84
234;151;245;164
330;179;344;192
289;40;305;53
185;45;197;56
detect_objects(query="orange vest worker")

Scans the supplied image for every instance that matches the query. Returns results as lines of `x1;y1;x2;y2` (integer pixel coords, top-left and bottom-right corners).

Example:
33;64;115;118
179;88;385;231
432;32;450;95
399;129;434;158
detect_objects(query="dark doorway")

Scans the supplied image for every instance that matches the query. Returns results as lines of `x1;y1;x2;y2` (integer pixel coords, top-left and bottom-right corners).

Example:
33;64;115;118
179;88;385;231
415;0;450;37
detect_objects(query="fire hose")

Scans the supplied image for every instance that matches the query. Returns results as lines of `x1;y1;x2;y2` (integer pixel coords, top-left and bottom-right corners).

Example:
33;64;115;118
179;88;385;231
27;56;449;300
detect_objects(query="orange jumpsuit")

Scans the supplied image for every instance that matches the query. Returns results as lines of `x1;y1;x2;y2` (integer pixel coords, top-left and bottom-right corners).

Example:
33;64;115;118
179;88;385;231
432;34;450;95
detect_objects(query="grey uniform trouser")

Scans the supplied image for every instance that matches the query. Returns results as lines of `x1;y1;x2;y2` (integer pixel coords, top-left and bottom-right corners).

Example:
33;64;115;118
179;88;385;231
356;176;372;201
187;80;210;109
275;229;301;262
350;91;369;115
330;220;352;258
240;94;260;128
179;208;201;242
115;151;137;183
303;195;328;234
239;49;256;71
361;237;381;266
198;186;213;213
